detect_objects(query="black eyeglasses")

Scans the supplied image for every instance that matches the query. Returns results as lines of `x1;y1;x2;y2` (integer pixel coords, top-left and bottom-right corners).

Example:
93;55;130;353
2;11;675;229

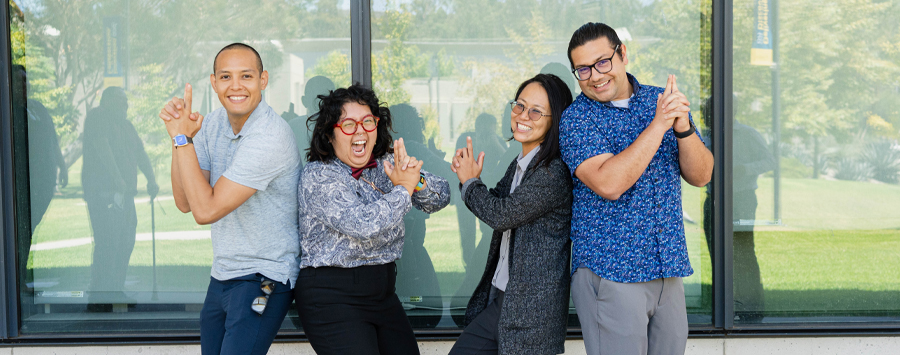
571;44;620;81
509;101;551;121
251;279;275;315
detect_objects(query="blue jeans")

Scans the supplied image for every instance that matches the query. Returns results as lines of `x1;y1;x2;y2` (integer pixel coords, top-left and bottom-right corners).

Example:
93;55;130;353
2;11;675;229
200;274;293;355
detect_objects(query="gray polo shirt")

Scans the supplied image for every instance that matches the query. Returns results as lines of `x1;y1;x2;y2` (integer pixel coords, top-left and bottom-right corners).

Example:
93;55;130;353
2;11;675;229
192;99;301;287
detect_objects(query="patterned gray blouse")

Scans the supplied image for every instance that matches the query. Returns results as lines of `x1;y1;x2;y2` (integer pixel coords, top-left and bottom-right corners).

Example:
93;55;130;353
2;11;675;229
298;154;451;269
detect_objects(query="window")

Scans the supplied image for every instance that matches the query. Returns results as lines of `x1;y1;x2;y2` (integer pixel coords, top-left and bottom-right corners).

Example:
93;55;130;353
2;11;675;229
731;0;900;326
9;0;351;334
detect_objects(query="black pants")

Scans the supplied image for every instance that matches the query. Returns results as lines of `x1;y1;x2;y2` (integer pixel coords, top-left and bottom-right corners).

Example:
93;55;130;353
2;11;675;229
703;191;764;316
86;197;137;299
448;289;505;355
295;262;420;355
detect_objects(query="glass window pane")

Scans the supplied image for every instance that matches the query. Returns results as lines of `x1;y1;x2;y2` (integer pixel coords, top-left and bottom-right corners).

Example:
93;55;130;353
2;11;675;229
370;0;713;330
10;0;350;334
732;0;900;325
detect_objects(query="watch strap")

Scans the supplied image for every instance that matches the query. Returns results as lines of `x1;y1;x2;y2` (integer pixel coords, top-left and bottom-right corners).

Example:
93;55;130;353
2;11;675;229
414;173;426;192
674;122;696;139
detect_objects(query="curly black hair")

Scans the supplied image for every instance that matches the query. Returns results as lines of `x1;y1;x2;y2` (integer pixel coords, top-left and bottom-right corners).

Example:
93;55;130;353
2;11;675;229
306;83;394;162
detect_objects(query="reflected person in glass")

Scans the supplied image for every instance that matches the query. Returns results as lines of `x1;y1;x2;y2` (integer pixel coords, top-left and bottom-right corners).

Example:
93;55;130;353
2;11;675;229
11;64;68;292
701;96;773;322
454;114;507;268
158;43;301;355
82;86;158;309
448;74;574;355
450;113;510;325
297;84;450;355
391;103;453;328
283;75;335;164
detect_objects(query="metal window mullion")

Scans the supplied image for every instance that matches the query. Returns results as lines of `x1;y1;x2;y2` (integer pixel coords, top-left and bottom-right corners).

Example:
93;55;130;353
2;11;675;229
351;0;372;88
1;1;19;339
712;0;735;330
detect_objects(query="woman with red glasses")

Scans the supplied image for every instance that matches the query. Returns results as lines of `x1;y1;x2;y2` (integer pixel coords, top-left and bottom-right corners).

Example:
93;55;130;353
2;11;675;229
296;83;450;355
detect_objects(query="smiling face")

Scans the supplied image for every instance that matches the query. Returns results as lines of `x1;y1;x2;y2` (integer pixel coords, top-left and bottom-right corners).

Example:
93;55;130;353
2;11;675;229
571;37;631;103
331;101;378;169
210;48;269;122
512;82;552;156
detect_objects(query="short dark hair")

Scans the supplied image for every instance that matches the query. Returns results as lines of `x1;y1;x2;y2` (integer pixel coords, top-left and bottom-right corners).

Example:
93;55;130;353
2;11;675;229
213;43;263;74
567;22;622;69
513;73;573;169
307;83;394;162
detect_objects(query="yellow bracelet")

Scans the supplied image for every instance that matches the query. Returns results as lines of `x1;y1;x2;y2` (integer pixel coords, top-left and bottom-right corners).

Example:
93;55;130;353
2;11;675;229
414;174;426;192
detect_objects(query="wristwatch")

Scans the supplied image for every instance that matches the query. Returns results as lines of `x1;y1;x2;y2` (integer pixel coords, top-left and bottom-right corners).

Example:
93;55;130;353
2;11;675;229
673;121;696;139
173;134;193;148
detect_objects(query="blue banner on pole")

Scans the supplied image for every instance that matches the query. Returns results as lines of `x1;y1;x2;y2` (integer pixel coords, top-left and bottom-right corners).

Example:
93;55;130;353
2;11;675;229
103;16;125;87
751;0;773;66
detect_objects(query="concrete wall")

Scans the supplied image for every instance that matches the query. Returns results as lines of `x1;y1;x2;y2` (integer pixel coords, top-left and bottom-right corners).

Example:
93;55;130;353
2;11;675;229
1;337;899;354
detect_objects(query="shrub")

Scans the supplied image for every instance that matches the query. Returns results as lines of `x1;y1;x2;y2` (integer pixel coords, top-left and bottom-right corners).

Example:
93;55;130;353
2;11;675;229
834;157;871;182
862;140;900;184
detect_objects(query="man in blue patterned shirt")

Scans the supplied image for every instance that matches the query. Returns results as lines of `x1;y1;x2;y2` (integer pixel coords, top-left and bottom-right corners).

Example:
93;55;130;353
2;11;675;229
559;23;714;355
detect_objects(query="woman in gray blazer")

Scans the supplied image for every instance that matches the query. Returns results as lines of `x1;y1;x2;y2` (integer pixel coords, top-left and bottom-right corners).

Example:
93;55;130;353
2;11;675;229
449;74;574;355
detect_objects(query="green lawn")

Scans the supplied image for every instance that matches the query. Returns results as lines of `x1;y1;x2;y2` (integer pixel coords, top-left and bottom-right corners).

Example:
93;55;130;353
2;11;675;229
23;162;900;315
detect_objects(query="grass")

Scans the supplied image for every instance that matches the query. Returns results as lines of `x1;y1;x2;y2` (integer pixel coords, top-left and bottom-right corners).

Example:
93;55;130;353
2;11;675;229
22;159;900;316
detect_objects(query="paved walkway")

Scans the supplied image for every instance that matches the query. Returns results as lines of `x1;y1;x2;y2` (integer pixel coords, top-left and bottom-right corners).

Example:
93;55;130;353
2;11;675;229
30;230;212;251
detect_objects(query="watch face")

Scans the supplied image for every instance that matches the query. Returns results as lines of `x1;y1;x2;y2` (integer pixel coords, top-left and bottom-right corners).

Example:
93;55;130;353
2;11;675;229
174;135;187;146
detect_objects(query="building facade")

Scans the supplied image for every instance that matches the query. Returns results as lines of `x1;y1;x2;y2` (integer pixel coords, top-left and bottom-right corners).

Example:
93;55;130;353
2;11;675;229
1;0;899;352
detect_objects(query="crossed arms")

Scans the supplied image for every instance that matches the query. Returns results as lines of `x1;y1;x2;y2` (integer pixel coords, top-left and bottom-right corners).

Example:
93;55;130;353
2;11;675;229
574;75;713;200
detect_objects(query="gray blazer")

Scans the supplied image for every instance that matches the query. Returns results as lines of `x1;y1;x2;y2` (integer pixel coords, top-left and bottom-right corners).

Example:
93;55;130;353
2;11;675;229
462;155;573;355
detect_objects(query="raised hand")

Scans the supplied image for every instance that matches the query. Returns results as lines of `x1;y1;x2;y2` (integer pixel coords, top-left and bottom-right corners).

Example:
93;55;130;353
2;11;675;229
160;83;204;139
384;138;423;195
653;75;691;129
450;136;484;183
666;76;693;133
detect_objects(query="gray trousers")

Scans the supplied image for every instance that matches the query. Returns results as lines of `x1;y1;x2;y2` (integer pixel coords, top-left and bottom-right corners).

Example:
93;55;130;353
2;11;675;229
571;268;687;355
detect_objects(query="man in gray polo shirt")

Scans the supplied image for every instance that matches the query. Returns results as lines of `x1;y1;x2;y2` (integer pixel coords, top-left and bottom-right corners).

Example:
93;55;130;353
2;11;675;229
159;43;300;355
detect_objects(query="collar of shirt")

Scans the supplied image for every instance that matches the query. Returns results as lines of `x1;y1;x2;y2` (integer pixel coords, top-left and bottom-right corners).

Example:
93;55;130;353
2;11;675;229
223;99;270;140
516;145;541;176
596;73;642;109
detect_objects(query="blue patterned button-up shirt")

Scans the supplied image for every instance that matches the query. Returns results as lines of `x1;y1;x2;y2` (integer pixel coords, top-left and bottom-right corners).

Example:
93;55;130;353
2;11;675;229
298;155;450;269
559;73;699;283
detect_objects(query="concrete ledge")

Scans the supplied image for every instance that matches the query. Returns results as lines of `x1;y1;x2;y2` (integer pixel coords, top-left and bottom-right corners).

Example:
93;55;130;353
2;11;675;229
3;337;899;354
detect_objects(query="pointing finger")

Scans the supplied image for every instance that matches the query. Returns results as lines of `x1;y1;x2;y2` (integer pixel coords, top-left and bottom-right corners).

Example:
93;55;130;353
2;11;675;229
183;83;193;115
664;75;674;97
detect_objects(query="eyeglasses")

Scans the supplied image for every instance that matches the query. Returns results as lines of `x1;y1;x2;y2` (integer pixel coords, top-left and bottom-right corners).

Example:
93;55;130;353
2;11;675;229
251;279;275;315
571;44;620;81
334;115;379;135
509;101;551;121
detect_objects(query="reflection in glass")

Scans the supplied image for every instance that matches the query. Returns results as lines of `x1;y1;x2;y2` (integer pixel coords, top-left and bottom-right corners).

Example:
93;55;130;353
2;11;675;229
11;0;352;334
392;103;451;327
283;75;336;164
733;0;900;325
82;87;157;309
12;64;68;296
703;96;775;322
